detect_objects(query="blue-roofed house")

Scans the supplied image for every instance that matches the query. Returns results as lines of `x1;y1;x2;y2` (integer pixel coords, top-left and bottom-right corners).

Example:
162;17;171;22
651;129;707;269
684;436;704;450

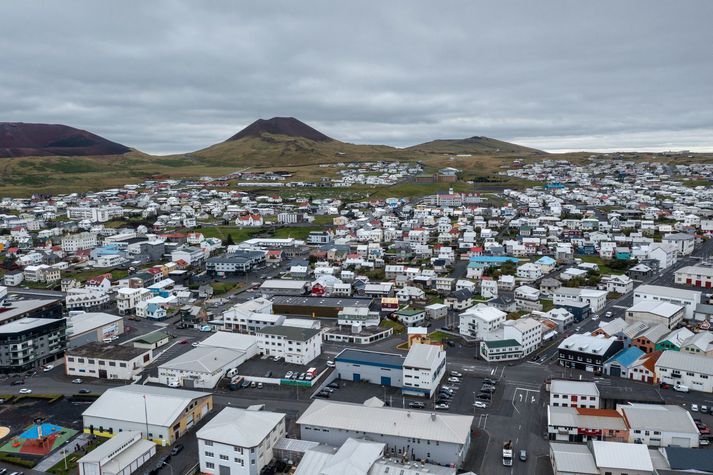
535;256;557;273
603;346;644;378
468;256;520;264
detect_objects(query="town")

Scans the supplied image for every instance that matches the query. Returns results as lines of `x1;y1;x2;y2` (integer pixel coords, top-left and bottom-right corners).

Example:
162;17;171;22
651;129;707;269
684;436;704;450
0;155;712;475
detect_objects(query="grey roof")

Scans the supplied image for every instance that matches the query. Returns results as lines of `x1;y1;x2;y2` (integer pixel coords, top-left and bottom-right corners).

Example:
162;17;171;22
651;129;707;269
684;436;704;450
549;442;598;474
196;407;284;448
403;343;443;369
298;399;473;445
160;346;245;373
548;406;627;431
619;404;698;433
550;379;599;397
0;316;64;334
68;312;123;337
335;348;405;368
82;385;210;427
0;298;61;324
664;446;713;472
656;350;713;375
272;295;373;309
257;325;320;341
591;440;653;471
634;284;701;300
68;342;149;360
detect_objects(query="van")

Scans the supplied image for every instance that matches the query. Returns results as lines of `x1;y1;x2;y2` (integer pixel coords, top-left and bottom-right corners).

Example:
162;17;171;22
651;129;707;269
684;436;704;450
226;368;239;378
168;379;181;388
200;325;213;332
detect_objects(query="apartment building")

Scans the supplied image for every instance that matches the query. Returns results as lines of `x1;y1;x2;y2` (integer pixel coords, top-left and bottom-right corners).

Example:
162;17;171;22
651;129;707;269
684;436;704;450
256;325;322;365
197;407;286;475
459;304;506;339
116;287;152;315
401;343;446;398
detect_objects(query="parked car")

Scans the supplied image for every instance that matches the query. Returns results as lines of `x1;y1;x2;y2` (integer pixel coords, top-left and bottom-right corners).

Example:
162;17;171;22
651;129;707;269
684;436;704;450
408;401;425;409
701;405;709;414
674;384;690;393
11;380;24;386
450;371;463;377
326;360;335;368
435;403;449;410
477;392;492;400
191;342;199;347
484;378;497;385
178;339;188;344
72;378;83;384
327;382;340;389
447;377;461;383
170;444;184;455
18;388;32;394
315;391;330;399
257;382;263;389
605;311;613;318
473;401;488;409
591;314;599;320
42;365;54;372
285;371;293;379
659;382;671;389
691;404;699;412
78;388;92;394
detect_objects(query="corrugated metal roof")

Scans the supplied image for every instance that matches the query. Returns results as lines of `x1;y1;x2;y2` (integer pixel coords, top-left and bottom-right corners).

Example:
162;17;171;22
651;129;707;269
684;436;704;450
298;400;473;444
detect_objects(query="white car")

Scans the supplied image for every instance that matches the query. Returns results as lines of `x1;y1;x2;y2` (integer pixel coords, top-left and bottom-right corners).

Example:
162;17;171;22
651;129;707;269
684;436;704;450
71;378;83;384
447;377;461;383
43;365;54;372
674;384;690;393
691;404;699;412
473;401;488;408
18;388;32;394
435;403;449;410
191;342;199;347
326;360;335;368
450;371;463;377
605;311;613;318
591;314;599;321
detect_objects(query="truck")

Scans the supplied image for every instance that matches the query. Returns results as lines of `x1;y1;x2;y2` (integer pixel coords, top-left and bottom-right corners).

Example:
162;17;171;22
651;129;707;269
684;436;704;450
502;440;513;466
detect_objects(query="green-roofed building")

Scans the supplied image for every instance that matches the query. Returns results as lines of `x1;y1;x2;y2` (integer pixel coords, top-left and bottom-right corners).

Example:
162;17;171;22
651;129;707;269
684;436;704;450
480;338;523;362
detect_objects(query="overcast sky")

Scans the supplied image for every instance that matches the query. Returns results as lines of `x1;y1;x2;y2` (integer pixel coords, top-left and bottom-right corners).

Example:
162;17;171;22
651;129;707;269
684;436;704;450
2;1;712;154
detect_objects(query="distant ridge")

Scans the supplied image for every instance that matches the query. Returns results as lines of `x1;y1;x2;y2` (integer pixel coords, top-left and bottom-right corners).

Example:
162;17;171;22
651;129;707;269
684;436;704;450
0;122;131;158
407;135;544;155
227;117;333;142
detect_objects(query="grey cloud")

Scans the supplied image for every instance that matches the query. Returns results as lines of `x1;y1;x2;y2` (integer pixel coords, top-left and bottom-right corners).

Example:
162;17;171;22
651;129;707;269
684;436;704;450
1;0;712;154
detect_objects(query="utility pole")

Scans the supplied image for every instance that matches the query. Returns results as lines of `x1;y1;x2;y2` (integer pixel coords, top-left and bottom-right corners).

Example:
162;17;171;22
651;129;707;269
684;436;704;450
143;394;150;440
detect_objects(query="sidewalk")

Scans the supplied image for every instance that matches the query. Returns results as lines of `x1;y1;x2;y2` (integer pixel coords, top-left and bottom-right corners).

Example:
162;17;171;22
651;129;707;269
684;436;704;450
34;432;91;472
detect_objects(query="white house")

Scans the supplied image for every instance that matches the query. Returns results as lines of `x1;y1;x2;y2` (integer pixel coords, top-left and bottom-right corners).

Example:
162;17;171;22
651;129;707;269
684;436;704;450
116;288;152;315
517;262;543;281
401;343;446;398
256;325;322;365
459;304;506;339
553;287;608;313
503;317;542;356
549;379;600;409
197;407;286;475
598;274;634;294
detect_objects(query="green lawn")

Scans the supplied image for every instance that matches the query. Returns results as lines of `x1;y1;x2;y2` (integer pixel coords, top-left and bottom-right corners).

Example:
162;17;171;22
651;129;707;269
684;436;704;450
382;319;406;334
64;268;129;283
579;255;628;275
47;437;107;475
211;281;241;295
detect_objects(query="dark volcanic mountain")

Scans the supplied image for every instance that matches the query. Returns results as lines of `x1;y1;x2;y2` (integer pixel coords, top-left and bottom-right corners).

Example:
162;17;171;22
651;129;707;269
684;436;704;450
407;135;544;155
227;117;333;142
0;122;131;158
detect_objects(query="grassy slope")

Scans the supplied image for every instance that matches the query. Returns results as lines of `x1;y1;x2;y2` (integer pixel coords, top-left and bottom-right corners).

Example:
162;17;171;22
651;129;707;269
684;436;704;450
2;133;713;197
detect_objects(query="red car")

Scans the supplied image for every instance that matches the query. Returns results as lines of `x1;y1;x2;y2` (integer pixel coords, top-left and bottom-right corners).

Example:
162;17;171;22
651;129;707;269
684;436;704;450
659;382;671;389
179;339;189;344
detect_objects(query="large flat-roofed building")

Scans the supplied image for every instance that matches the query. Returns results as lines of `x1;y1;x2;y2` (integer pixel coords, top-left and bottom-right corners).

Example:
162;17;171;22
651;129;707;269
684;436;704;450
78;430;156;475
0;317;67;373
402;343;446;398
618;403;700;447
65;343;154;381
549;379;600;408
197;407;286;475
547;406;628;442
271;295;373;318
633;284;701;320
334;348;405;387
557;334;624;373
297;399;474;467
625;301;684;330
67;312;125;347
258;279;309;296
655;350;713;393
256;325;321;365
0;297;63;326
82;385;212;445
158;332;258;389
675;265;713;288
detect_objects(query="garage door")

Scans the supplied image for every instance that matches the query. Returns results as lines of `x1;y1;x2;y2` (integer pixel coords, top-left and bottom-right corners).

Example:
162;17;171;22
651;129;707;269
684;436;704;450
381;376;391;386
353;373;361;382
610;365;621;377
